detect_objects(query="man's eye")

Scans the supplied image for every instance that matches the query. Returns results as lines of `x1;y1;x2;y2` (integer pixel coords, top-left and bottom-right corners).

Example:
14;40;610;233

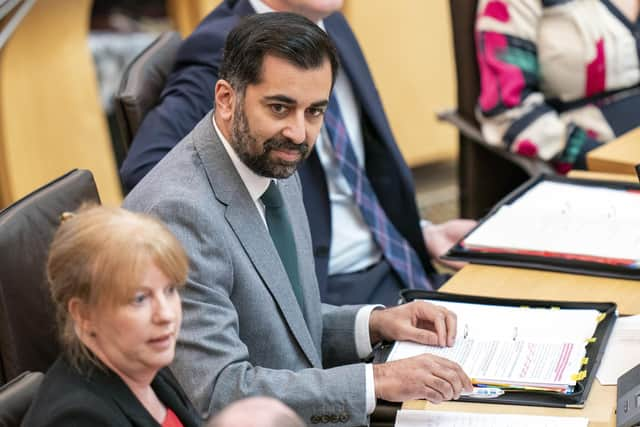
270;104;288;114
307;107;325;118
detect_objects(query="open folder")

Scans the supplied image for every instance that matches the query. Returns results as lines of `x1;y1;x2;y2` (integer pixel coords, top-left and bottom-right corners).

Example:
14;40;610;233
378;291;616;408
444;174;640;279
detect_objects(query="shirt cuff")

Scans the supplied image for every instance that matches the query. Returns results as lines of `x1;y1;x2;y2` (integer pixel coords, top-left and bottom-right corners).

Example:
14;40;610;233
355;305;384;359
420;219;433;230
365;363;376;414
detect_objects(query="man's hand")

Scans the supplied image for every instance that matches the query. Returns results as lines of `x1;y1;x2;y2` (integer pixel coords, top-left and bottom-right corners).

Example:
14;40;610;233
369;301;457;347
373;354;472;403
423;219;477;270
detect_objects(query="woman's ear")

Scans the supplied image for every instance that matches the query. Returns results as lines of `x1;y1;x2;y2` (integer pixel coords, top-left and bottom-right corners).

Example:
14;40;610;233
68;297;94;338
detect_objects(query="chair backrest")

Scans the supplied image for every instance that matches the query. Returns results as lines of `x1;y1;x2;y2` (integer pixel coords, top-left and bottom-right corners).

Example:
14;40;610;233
449;0;481;125
0;371;43;427
0;169;100;384
448;0;533;219
114;31;182;152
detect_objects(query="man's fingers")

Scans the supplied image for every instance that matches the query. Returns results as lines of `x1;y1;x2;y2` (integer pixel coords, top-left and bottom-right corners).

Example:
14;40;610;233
414;302;456;347
430;310;446;347
432;363;464;399
409;328;439;346
426;375;454;401
441;358;473;393
421;386;445;404
444;309;457;346
373;355;472;403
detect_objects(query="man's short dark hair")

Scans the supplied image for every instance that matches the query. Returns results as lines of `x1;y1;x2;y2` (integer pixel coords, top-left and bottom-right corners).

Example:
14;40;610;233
219;12;339;94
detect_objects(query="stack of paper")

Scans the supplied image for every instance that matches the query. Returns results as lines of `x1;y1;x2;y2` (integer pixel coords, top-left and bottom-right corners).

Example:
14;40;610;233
596;314;640;385
462;181;640;266
395;410;588;427
387;300;602;393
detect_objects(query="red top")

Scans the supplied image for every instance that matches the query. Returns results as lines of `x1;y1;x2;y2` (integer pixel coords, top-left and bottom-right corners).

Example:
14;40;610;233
161;409;184;427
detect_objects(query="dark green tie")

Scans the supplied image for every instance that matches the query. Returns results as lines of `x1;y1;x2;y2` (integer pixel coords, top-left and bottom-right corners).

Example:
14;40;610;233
261;181;304;310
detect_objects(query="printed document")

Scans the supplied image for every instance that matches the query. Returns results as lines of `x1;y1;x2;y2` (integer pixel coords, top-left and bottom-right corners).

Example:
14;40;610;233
387;300;602;391
395;410;588;427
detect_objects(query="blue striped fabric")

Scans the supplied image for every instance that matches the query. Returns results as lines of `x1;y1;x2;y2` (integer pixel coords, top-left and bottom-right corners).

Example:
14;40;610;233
323;93;433;291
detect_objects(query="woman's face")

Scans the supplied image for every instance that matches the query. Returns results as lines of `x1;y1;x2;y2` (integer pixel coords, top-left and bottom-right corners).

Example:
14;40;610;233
85;263;182;380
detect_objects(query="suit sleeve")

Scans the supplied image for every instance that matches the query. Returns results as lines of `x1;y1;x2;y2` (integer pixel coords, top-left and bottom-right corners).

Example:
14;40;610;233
119;14;236;191
145;197;368;427
475;0;601;171
320;303;363;367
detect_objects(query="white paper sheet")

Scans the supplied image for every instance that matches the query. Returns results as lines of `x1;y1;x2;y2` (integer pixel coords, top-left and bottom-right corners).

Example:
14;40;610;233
596;314;640;385
395;410;588;427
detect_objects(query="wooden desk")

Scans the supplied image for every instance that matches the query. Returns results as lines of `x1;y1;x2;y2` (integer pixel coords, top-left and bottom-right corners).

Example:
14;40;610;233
402;264;640;426
587;128;640;175
568;170;638;183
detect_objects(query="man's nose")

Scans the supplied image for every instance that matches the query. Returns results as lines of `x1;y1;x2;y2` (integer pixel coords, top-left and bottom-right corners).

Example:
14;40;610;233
282;112;306;144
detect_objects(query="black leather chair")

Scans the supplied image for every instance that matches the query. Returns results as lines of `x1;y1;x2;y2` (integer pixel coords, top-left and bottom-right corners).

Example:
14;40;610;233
0;169;100;385
441;0;552;219
0;371;43;427
114;31;182;153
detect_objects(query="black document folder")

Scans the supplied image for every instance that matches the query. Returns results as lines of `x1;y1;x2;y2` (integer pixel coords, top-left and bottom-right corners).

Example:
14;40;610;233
375;290;617;408
444;174;640;280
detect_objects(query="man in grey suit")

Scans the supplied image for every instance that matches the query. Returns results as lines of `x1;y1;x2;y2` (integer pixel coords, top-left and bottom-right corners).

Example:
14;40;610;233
124;13;471;426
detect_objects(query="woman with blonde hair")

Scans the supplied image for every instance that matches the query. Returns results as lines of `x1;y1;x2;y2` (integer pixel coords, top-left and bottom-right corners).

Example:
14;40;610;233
23;205;200;427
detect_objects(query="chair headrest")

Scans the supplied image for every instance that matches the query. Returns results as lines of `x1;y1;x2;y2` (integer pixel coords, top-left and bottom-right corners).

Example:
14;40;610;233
0;169;99;383
0;371;44;427
115;31;182;150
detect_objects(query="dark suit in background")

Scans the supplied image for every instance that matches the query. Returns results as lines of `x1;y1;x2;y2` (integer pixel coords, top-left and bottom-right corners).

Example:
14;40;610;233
120;0;440;304
22;356;200;427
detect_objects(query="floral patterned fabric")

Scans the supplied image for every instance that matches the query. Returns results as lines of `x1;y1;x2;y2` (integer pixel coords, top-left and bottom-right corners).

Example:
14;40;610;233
476;0;640;172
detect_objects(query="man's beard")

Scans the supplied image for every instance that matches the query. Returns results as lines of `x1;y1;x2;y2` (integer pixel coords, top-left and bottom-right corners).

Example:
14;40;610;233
230;107;310;179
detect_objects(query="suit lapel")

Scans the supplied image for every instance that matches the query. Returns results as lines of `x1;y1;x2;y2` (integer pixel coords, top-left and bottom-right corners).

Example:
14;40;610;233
83;365;197;427
84;366;158;427
192;112;321;368
152;369;200;427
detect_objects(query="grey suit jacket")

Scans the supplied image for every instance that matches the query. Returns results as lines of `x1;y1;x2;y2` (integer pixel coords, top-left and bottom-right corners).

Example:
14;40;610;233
123;112;368;427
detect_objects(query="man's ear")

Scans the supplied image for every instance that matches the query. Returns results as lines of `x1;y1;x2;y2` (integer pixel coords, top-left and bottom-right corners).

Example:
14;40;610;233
214;79;236;122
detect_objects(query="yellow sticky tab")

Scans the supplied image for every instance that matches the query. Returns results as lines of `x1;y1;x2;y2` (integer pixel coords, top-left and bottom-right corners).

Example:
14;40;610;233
570;371;587;382
596;312;607;323
551;306;560;310
520;306;529;309
581;357;589;365
586;337;597;343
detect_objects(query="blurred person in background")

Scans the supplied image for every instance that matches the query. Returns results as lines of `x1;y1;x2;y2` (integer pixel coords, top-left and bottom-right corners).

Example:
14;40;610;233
476;0;640;173
206;397;304;427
